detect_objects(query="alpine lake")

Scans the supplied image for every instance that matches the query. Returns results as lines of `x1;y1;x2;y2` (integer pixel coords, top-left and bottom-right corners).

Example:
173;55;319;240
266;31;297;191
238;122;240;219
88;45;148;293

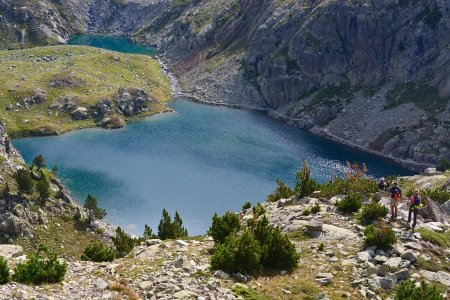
12;36;413;235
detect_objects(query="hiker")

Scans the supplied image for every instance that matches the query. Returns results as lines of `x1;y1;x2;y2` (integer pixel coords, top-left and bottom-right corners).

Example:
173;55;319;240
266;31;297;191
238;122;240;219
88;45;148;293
388;181;402;221
407;189;421;232
378;177;387;191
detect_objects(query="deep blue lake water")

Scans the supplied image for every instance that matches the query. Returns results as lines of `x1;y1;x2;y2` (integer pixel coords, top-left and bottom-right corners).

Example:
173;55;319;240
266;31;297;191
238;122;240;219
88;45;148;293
12;36;413;235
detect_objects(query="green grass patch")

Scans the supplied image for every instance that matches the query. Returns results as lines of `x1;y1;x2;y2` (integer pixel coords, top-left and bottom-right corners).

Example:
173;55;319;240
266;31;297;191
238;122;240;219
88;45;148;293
417;228;450;248
0;45;171;137
385;81;448;113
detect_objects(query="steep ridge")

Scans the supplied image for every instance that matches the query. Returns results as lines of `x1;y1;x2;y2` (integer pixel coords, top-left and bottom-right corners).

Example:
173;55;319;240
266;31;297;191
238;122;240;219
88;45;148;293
0;0;449;169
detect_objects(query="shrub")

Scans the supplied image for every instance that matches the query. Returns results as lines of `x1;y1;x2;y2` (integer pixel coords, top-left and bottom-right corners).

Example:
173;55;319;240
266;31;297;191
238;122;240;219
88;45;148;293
336;193;362;213
302;208;311;216
267;179;294;202
253;217;298;270
36;177;50;206
81;240;115;262
211;230;261;274
417;228;450;248
364;221;397;250
436;158;450;172
311;202;320;214
252;203;266;217
211;217;299;274
112;227;139;258
320;162;378;197
208;211;241;244
395;280;443;300
356;200;388;225
73;207;82;221
294;159;318;198
422;189;450;205
32;154;46;170
13;169;34;195
13;246;67;284
242;202;252;210
318;243;325;252
157;209;188;240
0;256;10;284
83;194;106;222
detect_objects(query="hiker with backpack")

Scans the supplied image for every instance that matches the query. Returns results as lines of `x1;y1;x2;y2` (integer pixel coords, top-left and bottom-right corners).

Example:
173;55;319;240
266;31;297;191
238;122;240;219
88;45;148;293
378;177;387;191
388;181;402;221
407;189;421;232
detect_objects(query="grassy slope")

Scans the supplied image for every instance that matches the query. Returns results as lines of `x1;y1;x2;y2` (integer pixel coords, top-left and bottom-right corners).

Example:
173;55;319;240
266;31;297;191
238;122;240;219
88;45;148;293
0;45;172;137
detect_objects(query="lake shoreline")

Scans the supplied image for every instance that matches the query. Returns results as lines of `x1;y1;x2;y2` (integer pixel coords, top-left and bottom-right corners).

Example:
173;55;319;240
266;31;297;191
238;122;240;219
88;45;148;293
171;91;428;173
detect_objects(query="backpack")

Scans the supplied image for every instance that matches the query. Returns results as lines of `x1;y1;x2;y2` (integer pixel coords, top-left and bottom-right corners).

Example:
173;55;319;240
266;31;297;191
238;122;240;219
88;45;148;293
411;196;420;206
390;187;401;200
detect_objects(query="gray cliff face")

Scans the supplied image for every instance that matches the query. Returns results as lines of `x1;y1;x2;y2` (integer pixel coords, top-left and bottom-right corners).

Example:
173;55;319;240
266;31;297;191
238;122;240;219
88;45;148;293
0;0;449;168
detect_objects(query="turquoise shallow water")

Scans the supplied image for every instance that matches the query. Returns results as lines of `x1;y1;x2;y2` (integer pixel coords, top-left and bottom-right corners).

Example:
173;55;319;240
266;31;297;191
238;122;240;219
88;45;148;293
12;35;413;235
68;35;157;56
13;99;412;235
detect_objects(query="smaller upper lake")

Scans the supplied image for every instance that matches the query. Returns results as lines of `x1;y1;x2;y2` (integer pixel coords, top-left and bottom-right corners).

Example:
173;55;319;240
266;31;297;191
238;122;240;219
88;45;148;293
68;35;157;56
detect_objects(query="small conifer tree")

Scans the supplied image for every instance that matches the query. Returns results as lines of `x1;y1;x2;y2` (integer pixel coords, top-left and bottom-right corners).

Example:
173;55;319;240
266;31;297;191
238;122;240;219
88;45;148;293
32;154;46;170
83;194;106;223
13;169;34;195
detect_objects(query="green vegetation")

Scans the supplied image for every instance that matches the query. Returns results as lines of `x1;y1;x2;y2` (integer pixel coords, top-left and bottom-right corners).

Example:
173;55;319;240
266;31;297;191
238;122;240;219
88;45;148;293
394;280;443;300
417;228;450;248
211;216;299;274
232;284;260;300
356;200;388;225
112;227;140;258
302;208;311;216
252;203;266;217
83;194;106;223
385;81;447;113
313;83;353;102
81;240;116;262
157;209;188;240
32;154;46;170
317;243;325;252
422;189;450;205
242;202;252;210
208;211;241;244
35;177;50;206
310;202;321;214
0;256;10;284
143;224;157;240
0;46;171;137
13;169;34;195
294;159;318;198
336;193;362;213
13;245;67;284
364;221;397;250
436;158;450;172
320;162;377;197
267;179;294;202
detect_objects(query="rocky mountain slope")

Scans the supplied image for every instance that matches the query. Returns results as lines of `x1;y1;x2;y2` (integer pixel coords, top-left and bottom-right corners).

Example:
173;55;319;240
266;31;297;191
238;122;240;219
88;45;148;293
1;0;449;169
0;118;449;299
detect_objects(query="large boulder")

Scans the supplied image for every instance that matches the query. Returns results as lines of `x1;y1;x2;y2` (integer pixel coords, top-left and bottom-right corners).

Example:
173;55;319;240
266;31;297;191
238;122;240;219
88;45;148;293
442;200;450;215
418;197;449;224
0;244;23;259
24;88;47;105
70;107;89;120
96;98;115;117
49;96;77;113
115;87;152;116
442;178;450;192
